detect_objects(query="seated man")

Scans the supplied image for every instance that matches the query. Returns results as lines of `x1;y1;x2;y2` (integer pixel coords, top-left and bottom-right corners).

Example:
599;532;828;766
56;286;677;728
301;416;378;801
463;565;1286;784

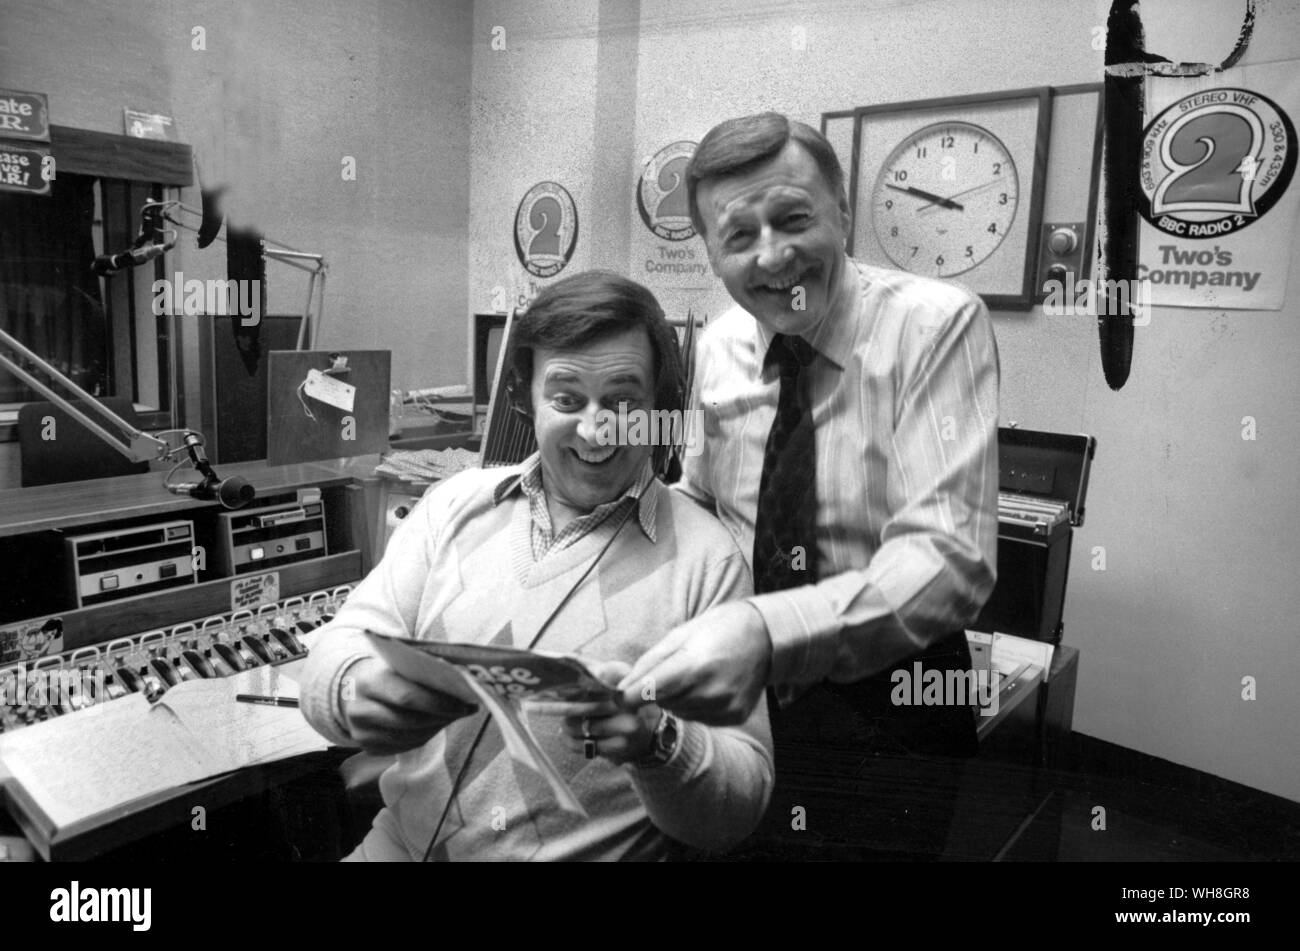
300;270;772;861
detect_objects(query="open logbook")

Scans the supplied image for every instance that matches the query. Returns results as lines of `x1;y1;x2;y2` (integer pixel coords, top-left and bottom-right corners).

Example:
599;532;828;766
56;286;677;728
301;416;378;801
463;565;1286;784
0;665;327;859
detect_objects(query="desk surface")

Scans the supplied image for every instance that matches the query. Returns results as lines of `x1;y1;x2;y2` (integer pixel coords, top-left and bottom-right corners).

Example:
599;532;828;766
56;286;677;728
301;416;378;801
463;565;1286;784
0;457;383;539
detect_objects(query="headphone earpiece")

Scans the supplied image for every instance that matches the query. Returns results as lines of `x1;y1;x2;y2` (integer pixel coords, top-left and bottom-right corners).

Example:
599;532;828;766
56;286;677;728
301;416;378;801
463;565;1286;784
504;380;531;419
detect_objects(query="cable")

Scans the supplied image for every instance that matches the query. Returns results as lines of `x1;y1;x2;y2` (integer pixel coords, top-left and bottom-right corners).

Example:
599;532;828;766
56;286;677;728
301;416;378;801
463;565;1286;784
160;457;193;494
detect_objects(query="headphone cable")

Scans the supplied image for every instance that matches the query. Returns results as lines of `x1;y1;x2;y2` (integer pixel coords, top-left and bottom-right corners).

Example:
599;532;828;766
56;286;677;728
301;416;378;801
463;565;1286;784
420;491;641;861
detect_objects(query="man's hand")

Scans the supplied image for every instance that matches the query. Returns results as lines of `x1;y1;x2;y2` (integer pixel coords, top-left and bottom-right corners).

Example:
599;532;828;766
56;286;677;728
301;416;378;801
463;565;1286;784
617;602;772;726
528;661;661;764
339;656;478;755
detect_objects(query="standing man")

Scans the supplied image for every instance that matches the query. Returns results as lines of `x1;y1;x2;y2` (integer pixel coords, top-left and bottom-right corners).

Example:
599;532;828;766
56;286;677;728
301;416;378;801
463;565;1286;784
621;113;1000;859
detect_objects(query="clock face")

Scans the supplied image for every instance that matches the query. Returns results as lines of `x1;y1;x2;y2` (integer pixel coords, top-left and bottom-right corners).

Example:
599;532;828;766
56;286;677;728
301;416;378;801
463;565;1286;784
870;121;1019;278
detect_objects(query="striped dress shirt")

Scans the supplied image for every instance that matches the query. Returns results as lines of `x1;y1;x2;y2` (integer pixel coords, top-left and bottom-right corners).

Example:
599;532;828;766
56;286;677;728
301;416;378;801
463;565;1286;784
678;259;1000;695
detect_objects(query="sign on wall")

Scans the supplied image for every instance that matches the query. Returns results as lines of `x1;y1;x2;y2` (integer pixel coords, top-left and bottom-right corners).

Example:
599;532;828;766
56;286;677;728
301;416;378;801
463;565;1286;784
637;140;697;241
0;88;52;196
634;140;711;288
123;108;179;142
1136;64;1299;310
514;181;578;279
0;142;52;196
0;89;50;142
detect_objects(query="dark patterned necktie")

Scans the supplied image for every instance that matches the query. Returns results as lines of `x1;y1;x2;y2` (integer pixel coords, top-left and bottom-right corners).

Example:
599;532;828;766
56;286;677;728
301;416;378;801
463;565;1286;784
752;334;819;595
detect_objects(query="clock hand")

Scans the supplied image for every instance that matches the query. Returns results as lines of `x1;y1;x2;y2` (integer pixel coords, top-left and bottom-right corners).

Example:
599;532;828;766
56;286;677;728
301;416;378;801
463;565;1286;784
917;178;1005;214
883;183;965;212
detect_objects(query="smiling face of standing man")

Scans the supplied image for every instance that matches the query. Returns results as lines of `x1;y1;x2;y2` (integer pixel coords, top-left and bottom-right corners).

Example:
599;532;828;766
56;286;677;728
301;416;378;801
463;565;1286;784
695;137;853;338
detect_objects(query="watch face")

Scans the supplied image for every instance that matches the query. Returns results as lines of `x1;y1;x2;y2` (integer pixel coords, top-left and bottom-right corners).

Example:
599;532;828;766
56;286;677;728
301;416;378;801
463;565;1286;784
870;120;1019;278
658;714;679;756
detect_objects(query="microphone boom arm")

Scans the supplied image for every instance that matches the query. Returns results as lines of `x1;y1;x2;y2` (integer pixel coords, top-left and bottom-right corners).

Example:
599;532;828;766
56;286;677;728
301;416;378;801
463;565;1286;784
143;200;329;350
0;326;171;463
1;323;249;507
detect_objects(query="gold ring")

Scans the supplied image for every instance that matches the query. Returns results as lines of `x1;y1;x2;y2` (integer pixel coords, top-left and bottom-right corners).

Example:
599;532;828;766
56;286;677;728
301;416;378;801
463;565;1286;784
581;718;592;739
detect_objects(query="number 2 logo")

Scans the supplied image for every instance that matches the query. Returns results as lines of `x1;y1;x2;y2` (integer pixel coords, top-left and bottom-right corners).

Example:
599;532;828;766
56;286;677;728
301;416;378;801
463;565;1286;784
1138;88;1296;239
514;181;578;278
653;156;690;221
637;141;698;241
1152;106;1263;216
527;196;562;257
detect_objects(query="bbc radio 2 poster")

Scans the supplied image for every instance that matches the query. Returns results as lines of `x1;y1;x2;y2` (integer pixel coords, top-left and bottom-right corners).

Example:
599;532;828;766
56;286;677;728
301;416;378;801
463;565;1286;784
1137;62;1299;310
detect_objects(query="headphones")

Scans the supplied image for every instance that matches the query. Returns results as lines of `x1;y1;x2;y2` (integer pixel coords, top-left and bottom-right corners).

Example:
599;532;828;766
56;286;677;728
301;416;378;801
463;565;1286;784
505;375;532;419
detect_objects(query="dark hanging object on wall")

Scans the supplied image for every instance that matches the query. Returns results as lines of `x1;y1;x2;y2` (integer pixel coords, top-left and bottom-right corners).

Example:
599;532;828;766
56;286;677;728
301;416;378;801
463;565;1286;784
1099;1;1148;392
197;184;225;249
225;224;266;376
1100;0;1256;391
192;152;224;249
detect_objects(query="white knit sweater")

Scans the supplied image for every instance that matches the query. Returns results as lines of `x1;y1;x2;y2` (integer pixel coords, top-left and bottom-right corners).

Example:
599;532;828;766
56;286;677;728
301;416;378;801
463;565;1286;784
300;462;773;861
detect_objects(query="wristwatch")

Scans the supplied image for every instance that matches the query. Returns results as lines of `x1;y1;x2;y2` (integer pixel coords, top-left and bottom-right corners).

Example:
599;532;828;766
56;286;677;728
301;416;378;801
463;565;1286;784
637;710;680;768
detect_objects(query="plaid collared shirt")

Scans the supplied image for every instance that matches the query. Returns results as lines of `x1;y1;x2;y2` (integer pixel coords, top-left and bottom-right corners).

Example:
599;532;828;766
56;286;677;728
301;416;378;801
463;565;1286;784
494;453;658;561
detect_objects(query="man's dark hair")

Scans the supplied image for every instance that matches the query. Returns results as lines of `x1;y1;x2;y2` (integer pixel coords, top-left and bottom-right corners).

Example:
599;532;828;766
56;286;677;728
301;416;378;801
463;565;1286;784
685;112;846;238
505;270;684;471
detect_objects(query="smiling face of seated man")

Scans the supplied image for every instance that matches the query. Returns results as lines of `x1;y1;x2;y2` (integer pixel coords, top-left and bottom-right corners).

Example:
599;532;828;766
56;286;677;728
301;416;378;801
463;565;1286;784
696;139;852;339
530;326;656;529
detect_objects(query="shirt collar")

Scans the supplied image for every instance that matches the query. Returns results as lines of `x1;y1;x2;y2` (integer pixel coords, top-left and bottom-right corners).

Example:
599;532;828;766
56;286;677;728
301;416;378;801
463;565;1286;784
753;256;862;375
492;452;661;542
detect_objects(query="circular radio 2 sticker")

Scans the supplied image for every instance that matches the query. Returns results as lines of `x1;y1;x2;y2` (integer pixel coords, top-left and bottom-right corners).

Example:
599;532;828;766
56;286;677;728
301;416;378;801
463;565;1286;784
514;181;578;278
637;140;697;241
1138;87;1296;239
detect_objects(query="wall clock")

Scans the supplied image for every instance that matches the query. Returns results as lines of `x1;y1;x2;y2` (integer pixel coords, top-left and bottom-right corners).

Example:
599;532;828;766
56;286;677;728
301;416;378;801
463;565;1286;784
828;87;1052;309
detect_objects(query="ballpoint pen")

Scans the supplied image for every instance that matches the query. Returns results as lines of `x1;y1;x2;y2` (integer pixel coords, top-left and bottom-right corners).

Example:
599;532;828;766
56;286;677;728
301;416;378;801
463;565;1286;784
235;693;299;708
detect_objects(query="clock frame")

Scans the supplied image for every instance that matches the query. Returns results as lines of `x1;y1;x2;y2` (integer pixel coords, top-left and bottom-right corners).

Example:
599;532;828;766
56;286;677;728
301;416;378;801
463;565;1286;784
823;86;1052;309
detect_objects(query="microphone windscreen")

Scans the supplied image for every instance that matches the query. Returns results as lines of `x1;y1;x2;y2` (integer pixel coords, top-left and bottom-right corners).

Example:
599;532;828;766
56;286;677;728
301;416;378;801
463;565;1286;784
218;476;255;509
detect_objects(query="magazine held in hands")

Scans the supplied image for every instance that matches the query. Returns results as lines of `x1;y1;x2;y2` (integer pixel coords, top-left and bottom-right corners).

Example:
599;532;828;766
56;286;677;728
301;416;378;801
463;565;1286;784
362;632;619;816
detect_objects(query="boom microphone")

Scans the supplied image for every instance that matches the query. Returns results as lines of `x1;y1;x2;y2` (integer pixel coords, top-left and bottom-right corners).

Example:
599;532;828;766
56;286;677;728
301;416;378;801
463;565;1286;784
91;237;176;276
167;432;255;509
168;474;255;509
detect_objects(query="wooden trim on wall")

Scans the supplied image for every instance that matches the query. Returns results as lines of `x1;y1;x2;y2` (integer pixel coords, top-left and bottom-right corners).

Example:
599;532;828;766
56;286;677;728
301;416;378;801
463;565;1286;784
48;125;192;186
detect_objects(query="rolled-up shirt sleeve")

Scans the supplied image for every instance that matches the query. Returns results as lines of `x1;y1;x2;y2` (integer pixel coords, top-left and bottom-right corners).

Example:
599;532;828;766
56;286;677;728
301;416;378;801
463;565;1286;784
752;293;1000;686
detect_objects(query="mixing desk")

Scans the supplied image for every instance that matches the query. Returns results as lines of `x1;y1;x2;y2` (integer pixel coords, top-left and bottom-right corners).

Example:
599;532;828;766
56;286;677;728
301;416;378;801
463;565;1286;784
0;585;350;733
